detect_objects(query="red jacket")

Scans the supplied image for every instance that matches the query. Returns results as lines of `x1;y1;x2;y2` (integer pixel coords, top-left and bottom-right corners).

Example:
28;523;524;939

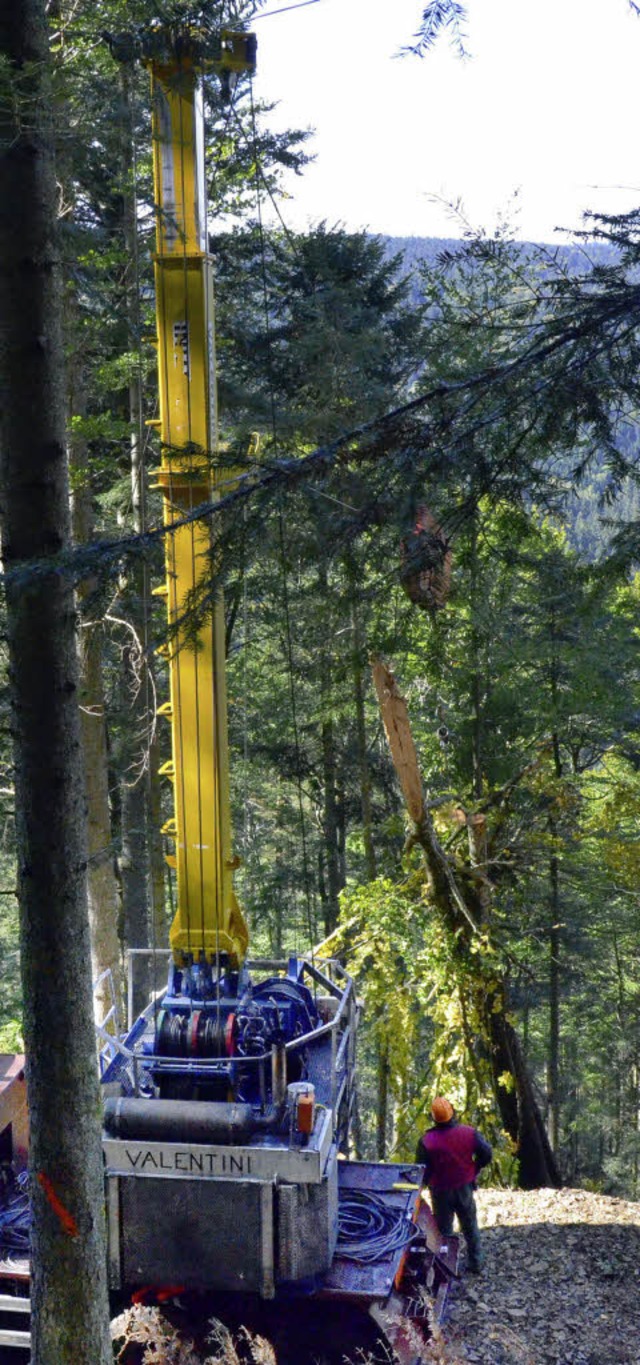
416;1120;492;1192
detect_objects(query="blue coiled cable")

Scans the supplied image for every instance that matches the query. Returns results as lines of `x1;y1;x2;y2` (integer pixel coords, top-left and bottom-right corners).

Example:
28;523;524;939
336;1188;419;1264
0;1170;31;1256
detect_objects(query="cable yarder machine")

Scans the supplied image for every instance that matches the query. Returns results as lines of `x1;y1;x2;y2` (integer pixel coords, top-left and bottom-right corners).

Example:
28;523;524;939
93;19;459;1363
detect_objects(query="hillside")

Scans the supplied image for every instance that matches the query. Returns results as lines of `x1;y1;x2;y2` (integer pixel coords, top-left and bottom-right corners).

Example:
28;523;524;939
382;235;617;275
437;1187;640;1365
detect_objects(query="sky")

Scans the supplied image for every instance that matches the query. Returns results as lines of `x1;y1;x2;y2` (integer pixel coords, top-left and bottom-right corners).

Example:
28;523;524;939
254;0;640;244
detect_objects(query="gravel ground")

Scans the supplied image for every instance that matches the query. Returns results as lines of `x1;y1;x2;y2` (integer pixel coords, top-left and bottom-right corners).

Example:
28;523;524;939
437;1187;640;1365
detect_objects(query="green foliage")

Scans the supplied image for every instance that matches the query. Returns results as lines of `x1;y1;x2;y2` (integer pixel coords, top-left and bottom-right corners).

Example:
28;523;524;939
405;2;469;59
332;877;516;1180
0;1018;23;1052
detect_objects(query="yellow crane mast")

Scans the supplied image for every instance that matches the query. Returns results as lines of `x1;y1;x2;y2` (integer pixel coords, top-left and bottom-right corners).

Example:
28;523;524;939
148;30;255;968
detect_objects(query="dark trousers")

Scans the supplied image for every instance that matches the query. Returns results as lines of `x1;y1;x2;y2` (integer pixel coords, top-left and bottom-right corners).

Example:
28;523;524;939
430;1182;482;1269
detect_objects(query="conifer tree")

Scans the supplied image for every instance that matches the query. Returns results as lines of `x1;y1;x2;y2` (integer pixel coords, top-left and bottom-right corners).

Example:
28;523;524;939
0;1;111;1358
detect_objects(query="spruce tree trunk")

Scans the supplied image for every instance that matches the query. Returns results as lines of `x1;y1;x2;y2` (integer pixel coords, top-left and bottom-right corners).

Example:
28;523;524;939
120;765;150;1019
0;3;111;1358
376;1038;389;1160
69;388;123;1024
469;513;484;801
78;599;123;1021
116;58;167;993
548;846;561;1153
547;659;563;1159
350;593;377;879
321;714;341;934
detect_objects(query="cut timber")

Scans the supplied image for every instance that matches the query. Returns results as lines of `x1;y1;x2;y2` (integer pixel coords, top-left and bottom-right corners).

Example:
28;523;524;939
371;659;424;824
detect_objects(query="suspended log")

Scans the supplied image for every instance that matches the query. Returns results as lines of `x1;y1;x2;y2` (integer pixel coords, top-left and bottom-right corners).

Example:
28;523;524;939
400;505;452;611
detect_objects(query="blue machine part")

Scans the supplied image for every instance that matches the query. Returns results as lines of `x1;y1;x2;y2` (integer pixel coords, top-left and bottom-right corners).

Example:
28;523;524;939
101;957;321;1106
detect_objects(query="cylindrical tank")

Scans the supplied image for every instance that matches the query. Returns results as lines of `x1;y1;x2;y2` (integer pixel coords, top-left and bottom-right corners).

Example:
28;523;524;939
103;1096;278;1144
287;1081;316;1137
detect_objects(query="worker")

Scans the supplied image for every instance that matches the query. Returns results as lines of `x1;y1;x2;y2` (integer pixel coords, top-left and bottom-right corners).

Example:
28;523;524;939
416;1097;492;1273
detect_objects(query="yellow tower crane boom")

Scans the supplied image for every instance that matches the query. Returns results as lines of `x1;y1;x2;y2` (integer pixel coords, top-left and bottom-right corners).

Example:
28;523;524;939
148;31;255;968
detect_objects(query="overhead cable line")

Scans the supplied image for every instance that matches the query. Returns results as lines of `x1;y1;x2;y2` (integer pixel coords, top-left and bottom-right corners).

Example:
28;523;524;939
229;101;301;255
253;0;322;18
51;0;322;52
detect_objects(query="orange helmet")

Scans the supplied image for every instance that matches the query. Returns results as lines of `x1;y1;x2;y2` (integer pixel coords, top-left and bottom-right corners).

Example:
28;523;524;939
431;1096;454;1124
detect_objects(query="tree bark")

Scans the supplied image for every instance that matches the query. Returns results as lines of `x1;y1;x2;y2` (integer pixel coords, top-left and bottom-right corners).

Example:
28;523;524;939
376;1037;389;1160
350;1089;363;1160
0;3;111;1358
351;593;377;879
321;714;341;934
78;597;123;1021
547;640;563;1159
69;374;123;1024
487;1006;560;1189
548;846;561;1153
468;512;484;801
116;59;165;997
119;757;150;1014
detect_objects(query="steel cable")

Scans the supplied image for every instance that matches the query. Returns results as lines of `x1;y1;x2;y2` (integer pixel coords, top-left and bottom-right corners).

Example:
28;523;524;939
336;1189;419;1265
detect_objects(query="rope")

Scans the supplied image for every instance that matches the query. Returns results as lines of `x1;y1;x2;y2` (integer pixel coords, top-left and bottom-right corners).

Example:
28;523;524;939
256;0;322;17
230;99;301;258
336;1189;419;1265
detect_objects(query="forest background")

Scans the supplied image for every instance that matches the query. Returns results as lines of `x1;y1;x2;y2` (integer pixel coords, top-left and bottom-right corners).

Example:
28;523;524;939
1;0;639;1210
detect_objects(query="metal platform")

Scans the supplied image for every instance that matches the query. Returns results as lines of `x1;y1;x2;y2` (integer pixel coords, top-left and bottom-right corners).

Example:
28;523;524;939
319;1161;460;1365
322;1160;425;1301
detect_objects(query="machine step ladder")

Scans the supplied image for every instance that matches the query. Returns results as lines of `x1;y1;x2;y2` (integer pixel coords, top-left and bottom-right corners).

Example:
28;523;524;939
0;1293;31;1356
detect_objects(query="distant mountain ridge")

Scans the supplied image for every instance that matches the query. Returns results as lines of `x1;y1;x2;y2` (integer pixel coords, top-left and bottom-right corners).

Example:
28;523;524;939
380;234;617;276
